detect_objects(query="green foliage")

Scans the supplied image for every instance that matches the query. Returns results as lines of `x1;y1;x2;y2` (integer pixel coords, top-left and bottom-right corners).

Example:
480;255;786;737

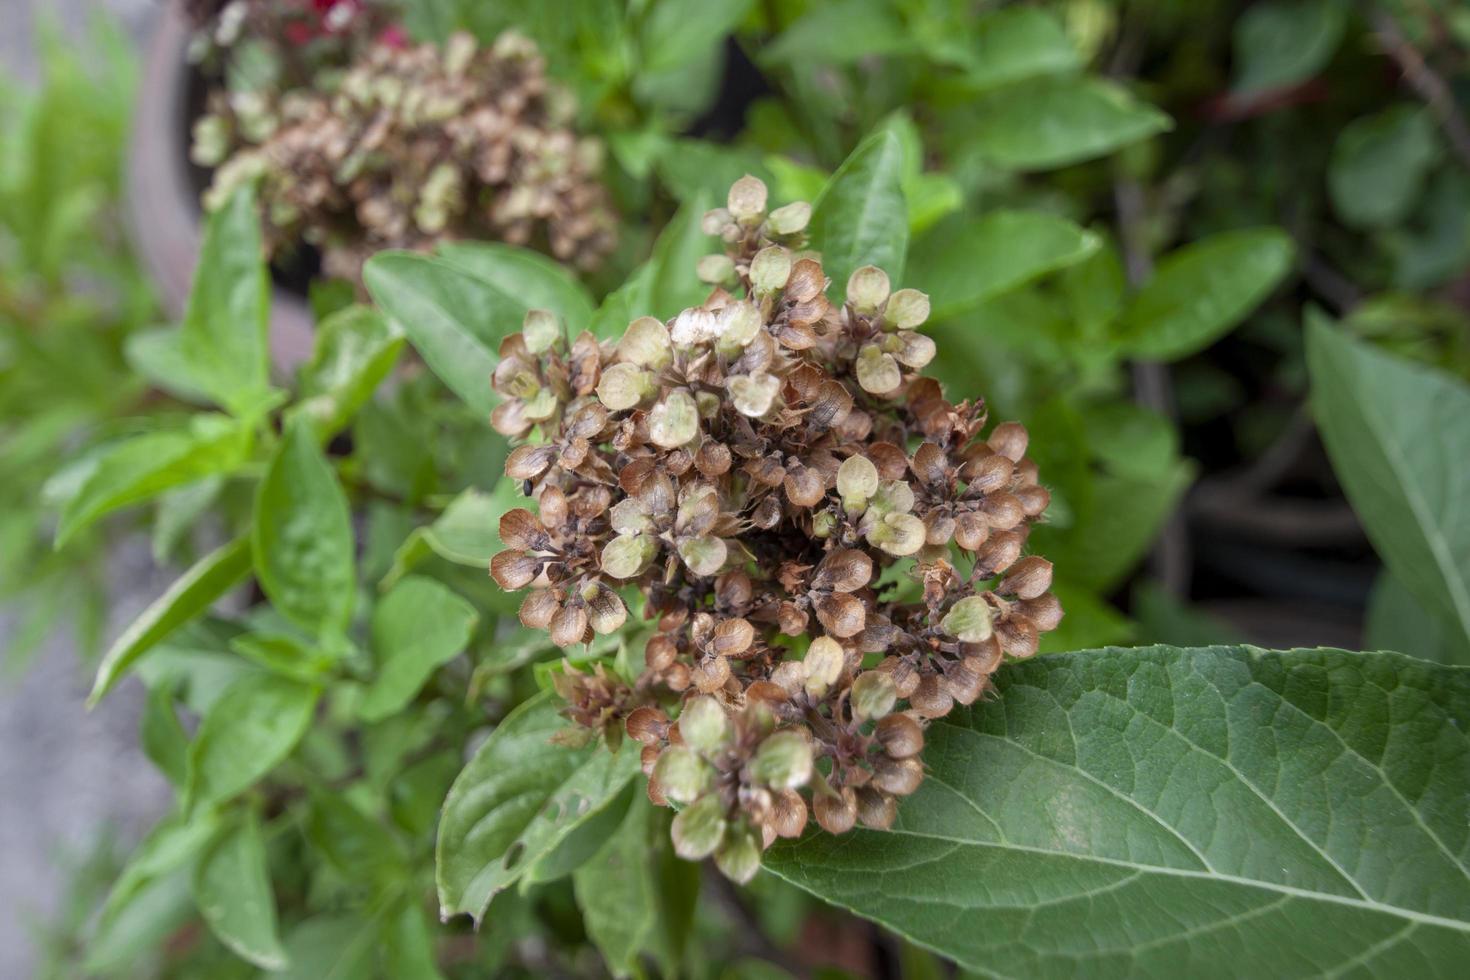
436;692;642;922
23;2;1470;977
768;645;1470;974
0;17;156;668
1307;320;1470;651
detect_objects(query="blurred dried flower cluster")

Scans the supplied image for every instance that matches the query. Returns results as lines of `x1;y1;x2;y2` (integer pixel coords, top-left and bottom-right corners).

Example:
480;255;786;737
189;2;616;284
489;176;1061;881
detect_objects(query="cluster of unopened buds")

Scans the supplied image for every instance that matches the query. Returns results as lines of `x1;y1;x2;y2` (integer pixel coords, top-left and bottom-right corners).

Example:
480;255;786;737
490;176;1061;881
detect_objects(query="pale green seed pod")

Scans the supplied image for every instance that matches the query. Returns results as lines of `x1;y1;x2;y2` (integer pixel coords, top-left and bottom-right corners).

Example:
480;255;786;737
941;595;994;643
671;793;727;859
596;362;654;411
869;512;927;556
601;532;657;579
751;730;814;789
714;825;762;884
728;372;782;418
884;288;931;330
677;535;728;577
653;745;710;804
851;670;898;722
715;302;763;355
766;200;811;236
522;309;561;353
697;253;735;284
856;344;902;395
750;245;793;295
803;636;845;698
847;266;891;315
727;175;768;221
617;315;672;369
837;454;880;510
649;389;699;448
679;695;730;754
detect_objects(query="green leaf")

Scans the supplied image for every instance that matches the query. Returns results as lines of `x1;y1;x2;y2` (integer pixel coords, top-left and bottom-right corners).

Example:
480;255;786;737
1366;571;1470;666
640;0;754;74
526;781;637;884
290;305;404;439
763;0;915;65
1329;106;1440;229
436;241;597;328
360;576;479;722
437;691;642;922
655;138;774;206
273;916;376;980
953;7;1081;91
180;183;273;416
193;810;288;970
767;645;1470;974
57;415;250;546
811;131;908;303
1117;229;1294;361
98;810;222;929
964;77;1171;171
363;251;527;416
141;684;190;786
1307;320;1470;649
573;793;664;977
125;326;214;404
910;211;1098;319
385;897;448;980
1232;0;1348;96
90;537;252;705
589;192;712;337
253;419;355;635
186;672;319;812
383;481;522;593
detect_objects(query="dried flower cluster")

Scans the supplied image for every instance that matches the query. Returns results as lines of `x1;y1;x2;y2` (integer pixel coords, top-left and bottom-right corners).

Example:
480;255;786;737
490;177;1061;881
194;19;616;285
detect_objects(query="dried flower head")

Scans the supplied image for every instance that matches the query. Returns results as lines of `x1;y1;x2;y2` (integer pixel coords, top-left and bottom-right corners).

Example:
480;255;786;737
196;26;616;286
488;176;1062;880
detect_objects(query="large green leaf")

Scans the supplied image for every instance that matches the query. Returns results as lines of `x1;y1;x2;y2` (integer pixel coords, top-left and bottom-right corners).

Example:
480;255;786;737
360;576;479;722
253;419;355;636
811;131;908;303
1117;229;1294;361
1307;321;1470;648
290;305;404;439
767;645;1470;975
193;810;288;970
186;672;319;812
56;414;250;546
911;211;1098;319
363;251;527;416
437;691;642;922
89;537;252;705
963;77;1170;171
1231;0;1348;96
180;184;273;416
436;241;597;329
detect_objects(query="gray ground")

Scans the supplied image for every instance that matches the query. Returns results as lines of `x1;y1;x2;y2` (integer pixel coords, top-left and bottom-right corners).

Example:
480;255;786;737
1;4;173;977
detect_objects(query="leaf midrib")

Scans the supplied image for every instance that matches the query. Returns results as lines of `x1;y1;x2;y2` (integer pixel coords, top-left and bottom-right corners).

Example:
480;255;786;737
778;822;1470;933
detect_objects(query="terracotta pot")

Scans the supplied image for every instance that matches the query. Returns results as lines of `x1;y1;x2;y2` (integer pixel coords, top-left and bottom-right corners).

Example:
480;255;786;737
125;4;316;374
